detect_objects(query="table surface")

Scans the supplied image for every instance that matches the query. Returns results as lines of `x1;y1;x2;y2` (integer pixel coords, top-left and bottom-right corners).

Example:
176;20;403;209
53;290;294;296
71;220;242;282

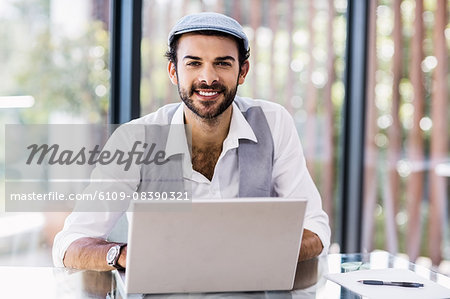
2;251;450;298
436;162;450;177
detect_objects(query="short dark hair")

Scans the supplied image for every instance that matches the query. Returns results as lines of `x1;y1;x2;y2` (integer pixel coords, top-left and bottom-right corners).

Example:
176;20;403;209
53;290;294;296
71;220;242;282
165;30;250;68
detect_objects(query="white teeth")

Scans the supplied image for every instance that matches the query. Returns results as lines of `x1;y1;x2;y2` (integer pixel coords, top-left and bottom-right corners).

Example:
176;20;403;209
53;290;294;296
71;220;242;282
198;91;218;96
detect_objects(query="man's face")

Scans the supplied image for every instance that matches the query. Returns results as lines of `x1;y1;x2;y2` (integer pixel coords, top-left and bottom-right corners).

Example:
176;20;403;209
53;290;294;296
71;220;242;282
168;33;249;119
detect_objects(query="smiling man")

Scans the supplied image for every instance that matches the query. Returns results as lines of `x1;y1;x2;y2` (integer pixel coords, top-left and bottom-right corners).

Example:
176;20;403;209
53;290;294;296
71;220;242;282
167;31;250;181
53;12;330;271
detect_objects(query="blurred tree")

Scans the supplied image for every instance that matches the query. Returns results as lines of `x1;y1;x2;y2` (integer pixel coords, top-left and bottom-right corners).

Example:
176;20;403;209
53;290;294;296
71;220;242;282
1;0;109;124
322;0;336;235
384;0;403;255
362;0;379;253
305;0;318;177
428;0;448;266
406;0;425;263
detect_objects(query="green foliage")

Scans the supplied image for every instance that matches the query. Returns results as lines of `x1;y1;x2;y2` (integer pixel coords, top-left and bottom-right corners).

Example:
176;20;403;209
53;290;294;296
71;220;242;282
0;0;109;124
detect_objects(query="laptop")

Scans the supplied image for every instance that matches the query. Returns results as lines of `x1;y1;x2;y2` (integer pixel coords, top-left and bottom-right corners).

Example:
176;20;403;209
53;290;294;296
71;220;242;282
114;198;307;295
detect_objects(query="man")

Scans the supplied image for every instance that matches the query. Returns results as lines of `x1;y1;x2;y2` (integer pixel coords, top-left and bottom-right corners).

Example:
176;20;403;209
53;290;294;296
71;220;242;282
53;12;330;271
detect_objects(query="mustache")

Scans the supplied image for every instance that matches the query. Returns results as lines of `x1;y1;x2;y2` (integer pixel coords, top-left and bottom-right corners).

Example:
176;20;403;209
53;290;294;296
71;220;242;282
190;82;226;94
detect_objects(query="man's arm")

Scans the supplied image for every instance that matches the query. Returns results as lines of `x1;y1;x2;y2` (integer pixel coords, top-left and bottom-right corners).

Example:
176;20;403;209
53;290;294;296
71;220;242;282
53;124;143;270
266;103;331;257
298;229;323;261
63;237;127;271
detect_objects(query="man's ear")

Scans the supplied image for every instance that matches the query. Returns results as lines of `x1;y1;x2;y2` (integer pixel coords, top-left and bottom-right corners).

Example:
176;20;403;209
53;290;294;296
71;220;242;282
168;61;178;85
238;60;250;85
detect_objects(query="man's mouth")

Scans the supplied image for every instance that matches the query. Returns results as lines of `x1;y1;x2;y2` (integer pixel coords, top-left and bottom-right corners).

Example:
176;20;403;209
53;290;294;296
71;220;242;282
194;89;222;99
198;90;219;96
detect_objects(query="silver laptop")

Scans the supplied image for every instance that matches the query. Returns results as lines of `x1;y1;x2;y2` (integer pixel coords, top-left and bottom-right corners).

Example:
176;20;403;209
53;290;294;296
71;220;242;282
115;198;307;295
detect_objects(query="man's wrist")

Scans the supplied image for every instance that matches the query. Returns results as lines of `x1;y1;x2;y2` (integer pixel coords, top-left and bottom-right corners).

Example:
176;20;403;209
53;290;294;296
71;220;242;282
106;243;127;269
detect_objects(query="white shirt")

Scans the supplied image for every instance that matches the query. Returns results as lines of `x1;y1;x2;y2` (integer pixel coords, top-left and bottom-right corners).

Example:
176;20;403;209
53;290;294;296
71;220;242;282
52;97;331;267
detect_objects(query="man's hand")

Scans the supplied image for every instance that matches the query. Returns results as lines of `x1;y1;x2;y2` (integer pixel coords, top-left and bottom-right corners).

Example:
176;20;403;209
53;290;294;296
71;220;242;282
117;244;127;268
298;229;323;261
63;237;127;271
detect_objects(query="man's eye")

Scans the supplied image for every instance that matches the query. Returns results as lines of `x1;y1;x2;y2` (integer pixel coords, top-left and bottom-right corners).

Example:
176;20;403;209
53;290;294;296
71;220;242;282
216;62;232;67
187;61;200;66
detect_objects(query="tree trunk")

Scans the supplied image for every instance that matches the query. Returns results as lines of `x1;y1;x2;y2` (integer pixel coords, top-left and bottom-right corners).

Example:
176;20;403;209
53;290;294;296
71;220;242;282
384;0;403;254
215;0;224;13
322;0;336;237
250;0;262;99
362;0;378;253
269;0;278;102
406;0;425;262
286;0;294;113
428;0;448;266
142;0;154;113
232;0;242;24
305;0;317;178
165;0;174;104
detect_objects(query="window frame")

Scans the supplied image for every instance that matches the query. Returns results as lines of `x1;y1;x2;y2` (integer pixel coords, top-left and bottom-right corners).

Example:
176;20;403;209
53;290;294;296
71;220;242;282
109;0;371;253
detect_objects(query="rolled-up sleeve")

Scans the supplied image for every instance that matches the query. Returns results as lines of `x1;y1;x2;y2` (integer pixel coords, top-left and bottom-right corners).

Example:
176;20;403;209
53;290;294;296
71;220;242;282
268;105;331;255
52;124;143;267
52;211;124;267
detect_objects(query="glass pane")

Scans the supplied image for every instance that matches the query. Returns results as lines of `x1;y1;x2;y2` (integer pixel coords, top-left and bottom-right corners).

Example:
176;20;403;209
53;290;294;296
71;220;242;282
141;0;348;248
0;0;111;266
362;0;449;272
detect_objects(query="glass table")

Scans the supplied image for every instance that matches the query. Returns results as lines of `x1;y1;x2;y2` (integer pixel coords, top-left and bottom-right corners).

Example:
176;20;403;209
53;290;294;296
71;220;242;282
2;251;449;298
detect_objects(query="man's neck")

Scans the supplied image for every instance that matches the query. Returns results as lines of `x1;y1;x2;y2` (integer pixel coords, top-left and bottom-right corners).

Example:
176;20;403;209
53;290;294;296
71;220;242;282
183;105;233;149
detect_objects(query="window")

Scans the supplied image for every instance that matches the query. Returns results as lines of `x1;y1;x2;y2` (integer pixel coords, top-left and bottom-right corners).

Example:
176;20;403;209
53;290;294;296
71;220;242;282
362;0;449;269
0;0;110;266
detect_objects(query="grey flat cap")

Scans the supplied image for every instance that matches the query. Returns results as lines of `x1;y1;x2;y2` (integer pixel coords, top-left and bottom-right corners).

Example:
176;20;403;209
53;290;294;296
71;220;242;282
168;12;249;51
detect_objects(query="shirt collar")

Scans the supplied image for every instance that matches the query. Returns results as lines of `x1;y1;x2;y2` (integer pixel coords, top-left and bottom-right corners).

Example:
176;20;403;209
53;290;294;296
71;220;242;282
164;103;189;158
222;101;257;150
164;101;259;163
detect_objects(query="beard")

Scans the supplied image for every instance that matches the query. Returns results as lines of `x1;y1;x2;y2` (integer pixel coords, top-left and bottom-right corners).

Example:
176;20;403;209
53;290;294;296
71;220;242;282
177;78;239;120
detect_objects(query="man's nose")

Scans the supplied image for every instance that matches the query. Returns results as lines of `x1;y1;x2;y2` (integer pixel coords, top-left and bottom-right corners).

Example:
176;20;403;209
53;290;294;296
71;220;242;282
198;64;219;86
